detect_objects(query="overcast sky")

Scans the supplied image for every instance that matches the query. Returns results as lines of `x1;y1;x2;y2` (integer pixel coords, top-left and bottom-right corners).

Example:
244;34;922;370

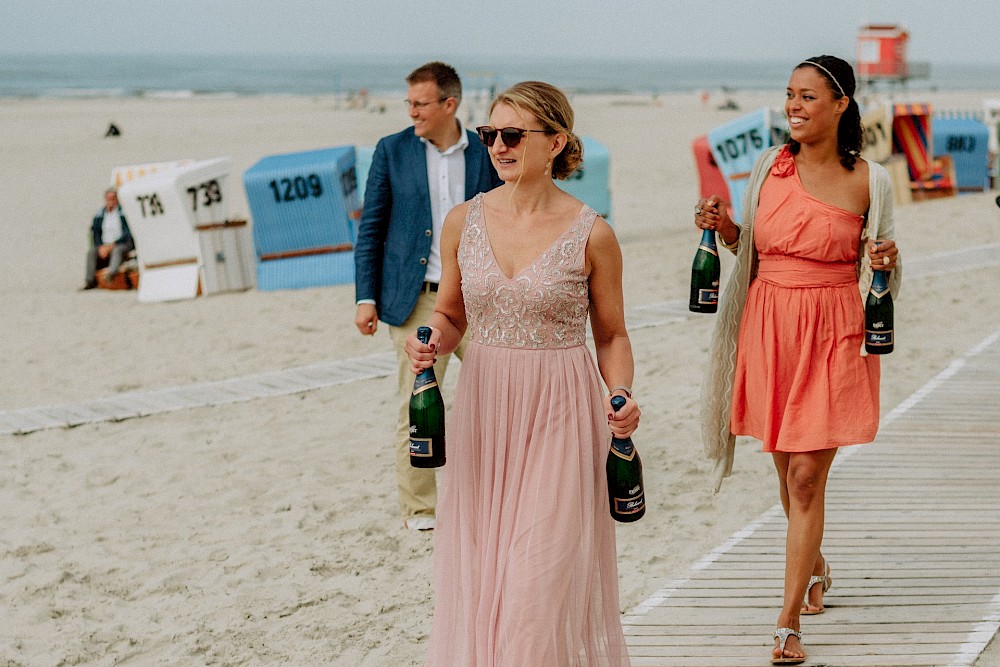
2;0;997;64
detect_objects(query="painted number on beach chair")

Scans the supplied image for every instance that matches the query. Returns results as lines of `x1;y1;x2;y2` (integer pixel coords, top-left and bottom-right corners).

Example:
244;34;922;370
714;128;764;163
864;120;890;153
946;135;976;153
339;169;357;198
186;179;223;212
136;193;165;217
268;174;324;203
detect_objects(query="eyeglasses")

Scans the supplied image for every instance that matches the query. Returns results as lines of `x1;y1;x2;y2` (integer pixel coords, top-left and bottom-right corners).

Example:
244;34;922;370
404;97;448;110
476;126;549;148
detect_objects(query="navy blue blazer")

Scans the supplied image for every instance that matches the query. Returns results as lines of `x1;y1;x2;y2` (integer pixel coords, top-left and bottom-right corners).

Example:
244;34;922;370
354;126;502;327
91;206;132;247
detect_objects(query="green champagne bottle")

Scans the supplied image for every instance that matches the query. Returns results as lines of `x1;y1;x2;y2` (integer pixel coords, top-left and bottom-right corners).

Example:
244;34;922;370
409;326;446;468
606;395;645;522
865;269;894;354
689;228;720;313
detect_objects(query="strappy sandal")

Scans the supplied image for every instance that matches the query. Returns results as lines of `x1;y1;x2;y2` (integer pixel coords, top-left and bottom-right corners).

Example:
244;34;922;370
801;560;832;615
772;627;806;664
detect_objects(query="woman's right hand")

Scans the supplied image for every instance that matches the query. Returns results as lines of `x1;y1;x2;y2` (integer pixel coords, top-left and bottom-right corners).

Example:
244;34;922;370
694;195;739;243
404;327;440;375
606;395;641;440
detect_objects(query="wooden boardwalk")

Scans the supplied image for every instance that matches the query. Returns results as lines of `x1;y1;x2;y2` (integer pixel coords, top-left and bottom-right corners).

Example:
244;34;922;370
623;327;1000;666
0;300;692;436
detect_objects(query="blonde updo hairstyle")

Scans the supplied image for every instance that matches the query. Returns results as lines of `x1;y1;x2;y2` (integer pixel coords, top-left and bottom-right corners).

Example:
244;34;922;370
490;81;583;180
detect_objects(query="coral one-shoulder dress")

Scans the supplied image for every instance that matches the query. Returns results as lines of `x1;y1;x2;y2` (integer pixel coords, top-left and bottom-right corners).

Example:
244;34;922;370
730;149;880;453
423;193;630;666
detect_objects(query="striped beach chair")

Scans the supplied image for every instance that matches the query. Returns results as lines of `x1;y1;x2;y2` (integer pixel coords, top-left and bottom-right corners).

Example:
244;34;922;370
892;103;933;181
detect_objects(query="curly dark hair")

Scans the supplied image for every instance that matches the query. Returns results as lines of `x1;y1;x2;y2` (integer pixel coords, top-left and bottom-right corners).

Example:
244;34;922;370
788;55;864;171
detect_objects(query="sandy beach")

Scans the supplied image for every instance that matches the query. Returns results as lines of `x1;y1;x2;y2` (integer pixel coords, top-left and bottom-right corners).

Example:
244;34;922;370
2;87;999;665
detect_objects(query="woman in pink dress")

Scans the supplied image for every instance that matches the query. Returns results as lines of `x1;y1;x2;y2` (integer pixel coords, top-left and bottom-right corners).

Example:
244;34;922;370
697;56;902;663
405;81;640;666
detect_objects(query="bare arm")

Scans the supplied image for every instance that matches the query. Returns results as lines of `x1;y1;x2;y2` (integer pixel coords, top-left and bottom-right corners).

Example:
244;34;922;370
587;217;640;438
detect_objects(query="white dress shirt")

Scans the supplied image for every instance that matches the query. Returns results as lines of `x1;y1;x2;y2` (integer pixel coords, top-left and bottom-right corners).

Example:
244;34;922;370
419;120;468;283
101;208;123;245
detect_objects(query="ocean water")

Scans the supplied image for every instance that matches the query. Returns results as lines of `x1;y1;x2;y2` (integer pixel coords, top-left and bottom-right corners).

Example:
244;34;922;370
0;53;996;99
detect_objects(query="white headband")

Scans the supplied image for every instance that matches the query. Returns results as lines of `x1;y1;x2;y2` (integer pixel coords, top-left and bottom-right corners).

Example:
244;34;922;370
799;60;846;98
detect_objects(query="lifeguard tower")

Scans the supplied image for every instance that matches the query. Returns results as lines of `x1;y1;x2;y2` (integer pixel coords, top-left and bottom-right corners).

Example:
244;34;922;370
855;24;929;88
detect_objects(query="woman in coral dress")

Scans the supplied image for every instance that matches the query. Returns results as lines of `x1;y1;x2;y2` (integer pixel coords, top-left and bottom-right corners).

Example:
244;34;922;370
406;81;639;666
697;56;902;663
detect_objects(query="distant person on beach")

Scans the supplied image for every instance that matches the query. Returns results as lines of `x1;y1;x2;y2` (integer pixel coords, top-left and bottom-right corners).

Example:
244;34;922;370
82;188;134;290
353;61;502;532
697;55;901;664
405;80;639;666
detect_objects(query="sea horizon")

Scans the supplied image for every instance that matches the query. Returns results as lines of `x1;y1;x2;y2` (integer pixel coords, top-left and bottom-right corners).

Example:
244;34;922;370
1;53;997;100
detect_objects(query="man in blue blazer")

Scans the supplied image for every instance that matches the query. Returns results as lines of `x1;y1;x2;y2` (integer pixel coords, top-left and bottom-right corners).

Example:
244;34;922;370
82;188;134;289
354;62;502;531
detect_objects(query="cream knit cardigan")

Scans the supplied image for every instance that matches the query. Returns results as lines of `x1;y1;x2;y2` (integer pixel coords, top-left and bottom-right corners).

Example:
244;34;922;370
701;146;902;492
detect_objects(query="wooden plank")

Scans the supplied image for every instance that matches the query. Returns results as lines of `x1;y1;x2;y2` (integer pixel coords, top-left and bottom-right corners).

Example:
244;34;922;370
626;622;988;636
628;603;993;625
631;642;970;656
630;657;955;667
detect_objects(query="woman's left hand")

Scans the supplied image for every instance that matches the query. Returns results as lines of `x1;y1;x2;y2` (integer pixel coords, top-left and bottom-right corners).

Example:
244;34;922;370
605;395;640;439
867;239;899;271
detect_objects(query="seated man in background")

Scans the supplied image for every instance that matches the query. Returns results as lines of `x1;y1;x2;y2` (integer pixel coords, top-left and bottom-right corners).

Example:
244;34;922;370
82;188;134;290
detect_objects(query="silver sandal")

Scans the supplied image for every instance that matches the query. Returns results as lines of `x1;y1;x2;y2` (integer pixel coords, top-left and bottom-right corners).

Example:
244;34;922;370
801;560;832;615
772;627;805;664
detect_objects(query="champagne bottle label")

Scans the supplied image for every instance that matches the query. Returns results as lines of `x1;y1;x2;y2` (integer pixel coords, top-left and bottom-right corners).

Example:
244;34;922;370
412;374;438;395
698;241;719;256
409;435;435;457
612;485;645;516
696;286;719;306
865;326;894;347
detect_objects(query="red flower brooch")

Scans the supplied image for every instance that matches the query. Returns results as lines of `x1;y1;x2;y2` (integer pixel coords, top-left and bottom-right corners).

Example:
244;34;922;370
770;145;796;178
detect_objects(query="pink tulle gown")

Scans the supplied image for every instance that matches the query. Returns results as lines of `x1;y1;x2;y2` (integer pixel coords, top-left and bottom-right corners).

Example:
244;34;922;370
423;193;630;667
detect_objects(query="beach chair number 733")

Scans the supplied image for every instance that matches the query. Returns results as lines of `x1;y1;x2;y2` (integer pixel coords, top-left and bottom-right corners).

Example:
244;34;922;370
186;179;223;212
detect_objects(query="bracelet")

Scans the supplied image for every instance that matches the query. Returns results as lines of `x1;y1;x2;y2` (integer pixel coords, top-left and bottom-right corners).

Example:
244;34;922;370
718;225;741;250
608;385;632;398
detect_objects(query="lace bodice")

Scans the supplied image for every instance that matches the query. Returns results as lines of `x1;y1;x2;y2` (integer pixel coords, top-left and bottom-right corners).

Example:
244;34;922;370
458;193;596;349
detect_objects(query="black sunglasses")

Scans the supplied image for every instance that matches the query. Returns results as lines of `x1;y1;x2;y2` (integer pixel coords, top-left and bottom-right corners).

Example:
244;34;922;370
476;126;549;148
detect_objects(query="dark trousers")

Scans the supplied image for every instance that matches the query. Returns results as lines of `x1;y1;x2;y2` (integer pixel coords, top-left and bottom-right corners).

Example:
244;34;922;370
85;239;135;285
